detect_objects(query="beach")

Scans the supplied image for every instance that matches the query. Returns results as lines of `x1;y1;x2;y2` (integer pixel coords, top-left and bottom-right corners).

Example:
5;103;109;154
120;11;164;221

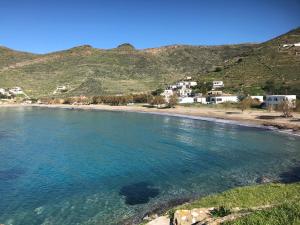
1;103;300;135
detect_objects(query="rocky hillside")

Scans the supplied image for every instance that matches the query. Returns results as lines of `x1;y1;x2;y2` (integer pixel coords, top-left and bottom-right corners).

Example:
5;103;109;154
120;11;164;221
0;28;299;97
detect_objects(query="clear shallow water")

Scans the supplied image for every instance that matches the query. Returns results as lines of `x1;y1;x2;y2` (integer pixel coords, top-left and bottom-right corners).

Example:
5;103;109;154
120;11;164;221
0;107;300;225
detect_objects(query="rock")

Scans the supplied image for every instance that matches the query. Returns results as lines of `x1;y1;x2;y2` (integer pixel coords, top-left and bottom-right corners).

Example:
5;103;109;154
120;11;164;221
145;216;170;225
173;208;213;225
256;176;273;184
143;214;159;221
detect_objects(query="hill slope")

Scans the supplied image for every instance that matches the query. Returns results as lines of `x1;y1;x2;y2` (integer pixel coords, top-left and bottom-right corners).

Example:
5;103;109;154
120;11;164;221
0;28;299;97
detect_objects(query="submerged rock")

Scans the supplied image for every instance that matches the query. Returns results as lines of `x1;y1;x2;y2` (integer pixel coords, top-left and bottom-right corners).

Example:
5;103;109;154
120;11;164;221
119;182;159;205
256;176;273;184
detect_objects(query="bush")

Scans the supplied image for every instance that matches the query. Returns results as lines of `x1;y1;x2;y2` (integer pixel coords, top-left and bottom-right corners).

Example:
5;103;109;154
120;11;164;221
132;94;151;103
150;96;166;108
239;97;253;112
151;88;164;96
168;95;178;108
276;100;293;118
211;206;231;218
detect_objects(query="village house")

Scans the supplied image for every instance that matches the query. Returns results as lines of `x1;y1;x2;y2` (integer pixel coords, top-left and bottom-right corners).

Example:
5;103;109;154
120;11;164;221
179;86;192;97
179;97;194;104
53;85;68;94
207;90;223;96
283;42;300;48
210;95;238;104
161;89;174;102
9;87;24;95
196;97;208;104
0;88;6;95
212;81;224;89
265;95;296;108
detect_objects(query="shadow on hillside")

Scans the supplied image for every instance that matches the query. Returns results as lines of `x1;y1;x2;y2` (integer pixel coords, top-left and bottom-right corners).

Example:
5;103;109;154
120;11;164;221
279;165;300;183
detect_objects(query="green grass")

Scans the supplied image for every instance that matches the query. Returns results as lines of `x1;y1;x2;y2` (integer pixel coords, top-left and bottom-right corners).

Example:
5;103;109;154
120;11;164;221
139;183;300;225
224;202;300;225
174;183;300;210
164;183;300;225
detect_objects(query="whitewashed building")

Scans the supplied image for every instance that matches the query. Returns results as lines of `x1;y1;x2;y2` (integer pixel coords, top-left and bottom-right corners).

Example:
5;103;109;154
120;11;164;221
196;97;208;104
179;97;194;104
161;89;174;102
179;86;192;97
189;81;197;87
265;95;296;108
9;87;24;95
208;90;223;96
210;95;238;104
212;81;224;89
0;88;6;95
53;85;68;94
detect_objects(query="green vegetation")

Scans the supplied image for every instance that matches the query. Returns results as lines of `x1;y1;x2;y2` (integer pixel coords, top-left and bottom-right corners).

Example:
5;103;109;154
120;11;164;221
224;203;300;225
176;183;300;210
211;206;231;218
0;28;299;98
168;182;300;225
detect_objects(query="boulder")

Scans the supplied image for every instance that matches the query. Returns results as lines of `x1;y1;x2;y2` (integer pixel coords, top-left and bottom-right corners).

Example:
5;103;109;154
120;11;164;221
145;216;170;225
173;208;214;225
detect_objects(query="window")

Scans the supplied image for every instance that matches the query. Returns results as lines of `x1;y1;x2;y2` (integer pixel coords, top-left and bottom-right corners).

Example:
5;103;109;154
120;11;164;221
217;98;222;102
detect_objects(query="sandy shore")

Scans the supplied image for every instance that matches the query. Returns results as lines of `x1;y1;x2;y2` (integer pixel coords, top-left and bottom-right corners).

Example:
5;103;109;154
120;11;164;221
1;103;300;135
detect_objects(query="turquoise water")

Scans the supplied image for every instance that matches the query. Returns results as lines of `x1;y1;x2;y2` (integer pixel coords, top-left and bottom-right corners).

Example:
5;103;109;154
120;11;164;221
0;107;300;225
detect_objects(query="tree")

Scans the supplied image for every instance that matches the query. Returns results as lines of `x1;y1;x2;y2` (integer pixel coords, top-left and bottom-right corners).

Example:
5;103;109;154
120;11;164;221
168;94;178;108
151;88;164;96
151;96;166;108
239;97;252;112
277;100;293;118
194;81;213;95
262;80;276;94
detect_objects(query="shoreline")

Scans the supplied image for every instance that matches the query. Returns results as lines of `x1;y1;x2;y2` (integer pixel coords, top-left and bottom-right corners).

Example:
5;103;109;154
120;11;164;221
1;103;300;136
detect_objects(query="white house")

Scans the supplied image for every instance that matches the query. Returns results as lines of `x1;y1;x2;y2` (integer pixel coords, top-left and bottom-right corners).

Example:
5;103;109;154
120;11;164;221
251;96;264;102
53;85;68;94
169;85;178;90
210;95;238;104
207;90;223;96
0;88;6;95
265;95;296;108
179;86;192;97
176;82;185;88
161;89;174;102
179;97;194;104
185;76;192;80
9;87;23;95
189;81;197;87
196;97;208;104
212;81;224;89
295;42;300;47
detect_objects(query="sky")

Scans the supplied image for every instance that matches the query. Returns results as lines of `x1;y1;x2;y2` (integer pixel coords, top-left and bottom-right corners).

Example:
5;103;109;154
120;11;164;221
0;0;299;53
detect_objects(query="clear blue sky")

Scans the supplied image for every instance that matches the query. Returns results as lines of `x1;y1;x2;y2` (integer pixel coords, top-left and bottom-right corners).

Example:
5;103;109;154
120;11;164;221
0;0;299;53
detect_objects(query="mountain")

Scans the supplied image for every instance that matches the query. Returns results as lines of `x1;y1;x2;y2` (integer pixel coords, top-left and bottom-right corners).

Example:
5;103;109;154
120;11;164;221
0;28;299;97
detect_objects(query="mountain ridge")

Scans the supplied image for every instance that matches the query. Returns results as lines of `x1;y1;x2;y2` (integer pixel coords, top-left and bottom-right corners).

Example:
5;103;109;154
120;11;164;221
0;27;299;97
